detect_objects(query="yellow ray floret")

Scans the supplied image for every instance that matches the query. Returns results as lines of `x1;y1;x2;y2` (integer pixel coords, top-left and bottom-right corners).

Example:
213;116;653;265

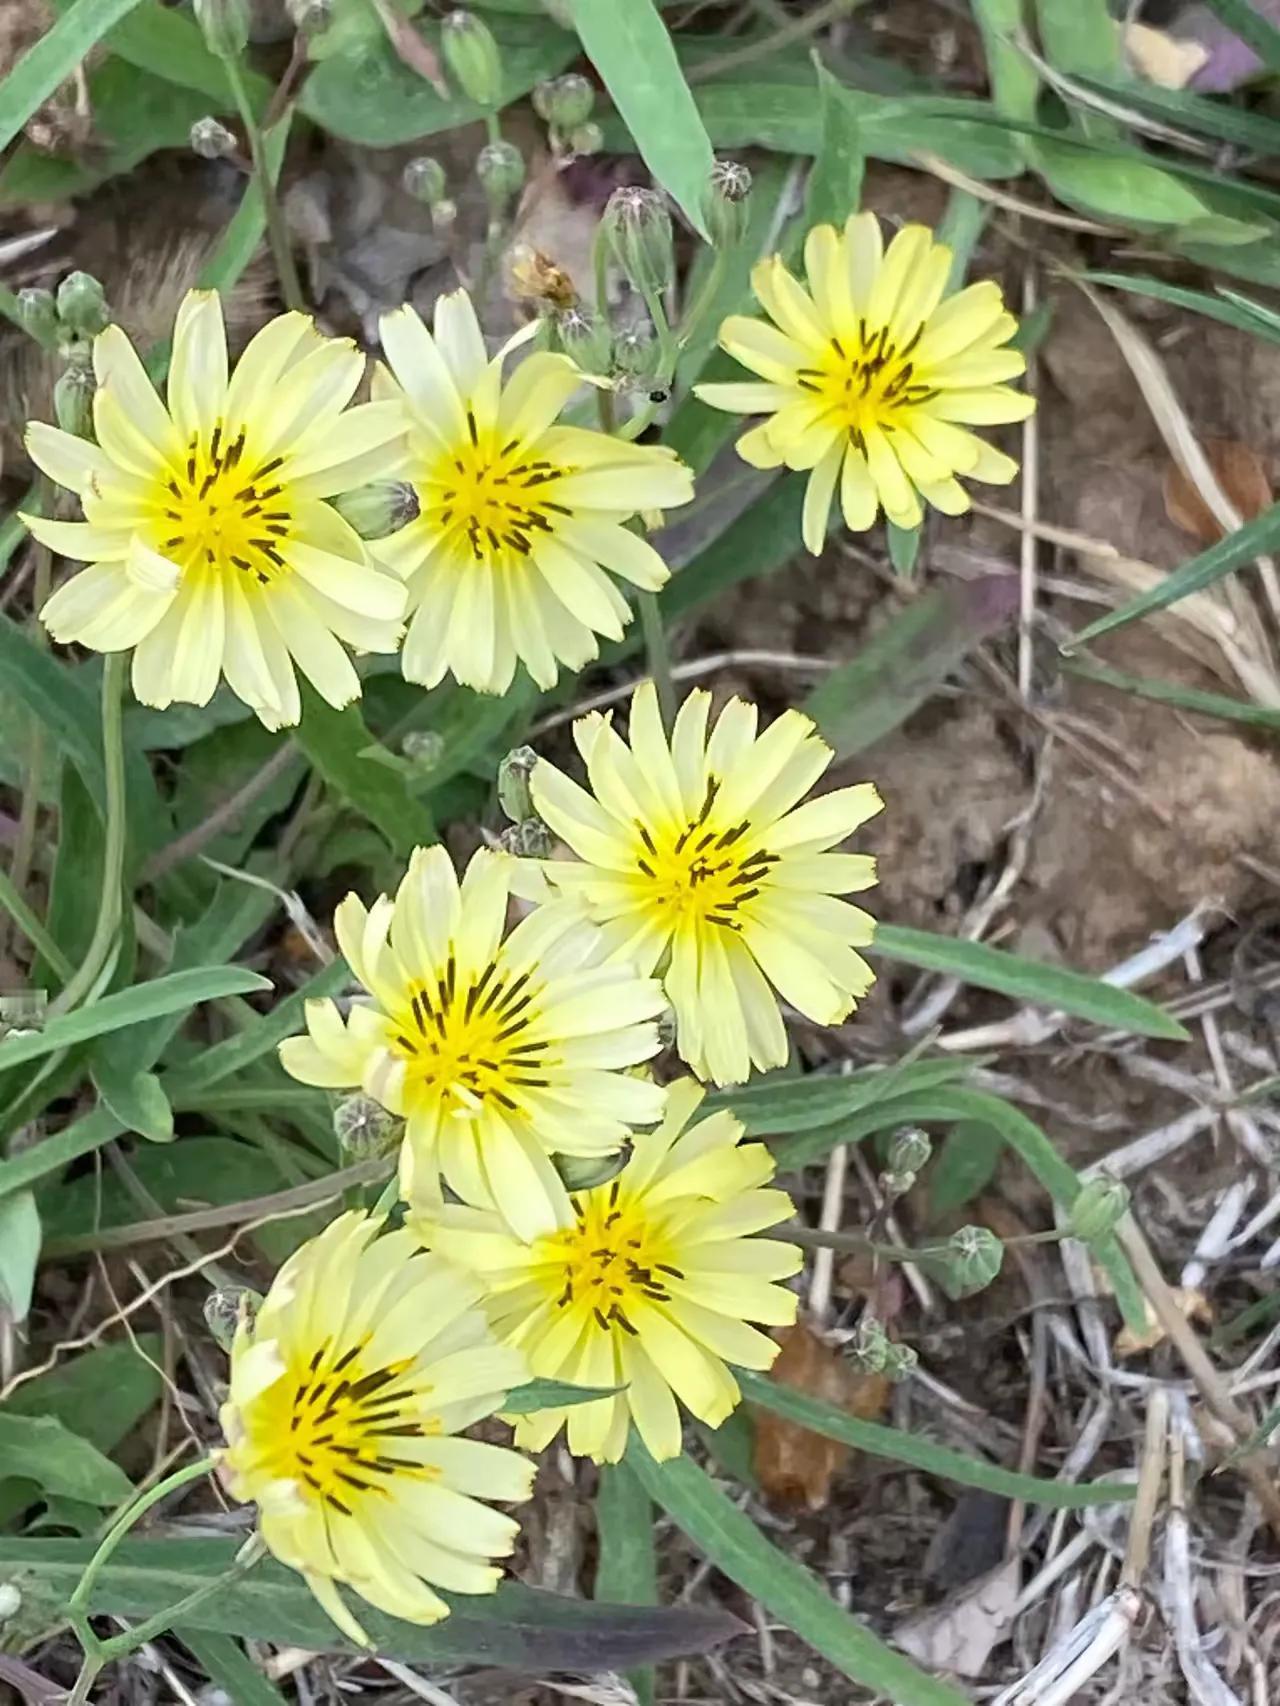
523;681;882;1087
218;1210;533;1645
23;289;411;728
279;844;669;1240
695;213;1034;549
409;1078;802;1464
373;290;694;694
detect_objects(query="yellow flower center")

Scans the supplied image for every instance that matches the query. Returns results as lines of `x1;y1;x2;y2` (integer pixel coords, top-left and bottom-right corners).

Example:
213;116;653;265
270;1346;437;1516
388;951;552;1114
633;777;777;933
425;410;574;568
546;1180;681;1336
798;322;940;447
152;423;294;584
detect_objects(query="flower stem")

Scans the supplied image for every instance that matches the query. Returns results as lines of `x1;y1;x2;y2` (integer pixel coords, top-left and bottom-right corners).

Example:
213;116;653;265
69;1456;217;1621
638;592;676;729
96;1535;266;1660
225;54;304;312
51;650;128;1015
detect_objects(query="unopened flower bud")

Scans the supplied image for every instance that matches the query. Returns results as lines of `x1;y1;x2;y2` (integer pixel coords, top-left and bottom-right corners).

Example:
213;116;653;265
613;322;660;383
203;1284;261;1351
54;359;95;440
286;0;333;35
924;1225;1004;1300
533;72;594;130
601;186;674;300
704;158;751;249
555;306;611;370
442;9;502;108
403;155;447;206
883;1341;918;1380
1068;1175;1131;1244
888;1127;931;1178
333;481;419;541
848;1313;892;1372
55;270;108;340
477;138;525;216
431;197;459;233
566;121;603;157
16;287;56;345
500;817;555;858
193;0;251;59
190;115;238;160
554;1150;628;1193
334;1092;402;1159
498;745;537;823
401;729;445;772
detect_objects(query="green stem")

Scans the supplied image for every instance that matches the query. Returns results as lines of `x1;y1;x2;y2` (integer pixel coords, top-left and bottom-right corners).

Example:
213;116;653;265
638;592;676;729
679;247;728;353
66;1652;104;1706
225;56;304;312
50;652;128;1015
484;107;502;145
0;861;74;982
97;1536;266;1660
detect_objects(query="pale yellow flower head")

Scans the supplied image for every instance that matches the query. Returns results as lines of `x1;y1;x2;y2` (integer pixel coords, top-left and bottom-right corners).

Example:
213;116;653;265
525;681;882;1087
218;1210;533;1645
409;1078;801;1464
279;844;669;1240
373;290;694;694
24;290;410;729
696;213;1034;550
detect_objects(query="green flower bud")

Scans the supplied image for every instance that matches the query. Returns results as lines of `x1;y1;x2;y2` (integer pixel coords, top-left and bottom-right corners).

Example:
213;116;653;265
333;1092;402;1159
333;481;419;541
1068;1175;1131;1244
500;818;555;858
555;1150;628;1193
203;1284;261;1351
401;729;446;772
601;186;674;301
554;306;612;371
193;0;251;60
613;322;661;383
566;121;603;157
286;0;333;35
883;1340;918;1381
888;1126;931;1177
55;270;109;340
533;72;594;130
402;155;448;206
498;744;538;823
477;138;525;216
923;1225;1004;1300
16;287;56;346
54;359;95;440
441;9;502;109
848;1313;891;1373
190;115;238;160
704;159;751;250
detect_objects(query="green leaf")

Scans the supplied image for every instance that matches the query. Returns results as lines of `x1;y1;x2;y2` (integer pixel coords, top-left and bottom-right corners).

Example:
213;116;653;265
0;1107;123;1201
504;1377;624;1413
49;0;272;106
1080;72;1280;156
1066;656;1280;733
629;1443;969;1705
804;578;1018;756
1029;140;1209;227
91;1066;174;1144
1080;271;1280;348
0;1415;132;1506
596;1463;657;1706
0;1191;40;1323
804;63;865;229
705;1057;977;1137
929;1120;1003;1216
872;922;1189;1040
741;1370;1134;1505
300;11;575;145
662;477;801;619
39;766;105;990
886;520;921;578
969;0;1039;128
569;0;714;238
1;1340;163;1452
181;1633;289;1706
0;967;272;1073
164;959;348;1099
1069;497;1280;646
1203;0;1280;69
295;687;436;858
0;0;143;151
0;1538;745;1667
1035;0;1121;140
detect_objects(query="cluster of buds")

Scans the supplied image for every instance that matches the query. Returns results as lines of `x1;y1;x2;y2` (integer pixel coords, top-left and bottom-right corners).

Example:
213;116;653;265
881;1125;931;1199
533;73;601;158
497;745;554;857
19;271;111;439
847;1313;918;1381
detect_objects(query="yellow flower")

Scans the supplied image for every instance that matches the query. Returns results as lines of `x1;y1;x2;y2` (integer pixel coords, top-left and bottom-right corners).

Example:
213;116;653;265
279;844;668;1240
372;291;694;694
524;681;882;1087
695;214;1033;549
24;289;409;729
409;1078;801;1463
218;1210;533;1645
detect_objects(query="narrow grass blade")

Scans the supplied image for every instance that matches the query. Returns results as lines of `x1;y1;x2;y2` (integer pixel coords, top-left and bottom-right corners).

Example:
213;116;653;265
1080;271;1280;347
1066;656;1280;732
568;0;714;237
164;959;348;1097
1068;497;1280;646
182;1634;289;1706
1203;0;1280;68
706;1057;978;1136
0;0;144;152
596;1463;658;1706
804;63;865;229
629;1443;970;1705
505;1378;623;1413
0;1107;123;1200
740;1371;1134;1507
872;922;1189;1040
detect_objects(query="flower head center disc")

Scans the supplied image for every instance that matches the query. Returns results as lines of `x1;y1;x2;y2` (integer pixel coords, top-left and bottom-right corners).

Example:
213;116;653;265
634;776;778;933
799;322;940;446
428;411;574;569
154;423;294;585
548;1180;682;1336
